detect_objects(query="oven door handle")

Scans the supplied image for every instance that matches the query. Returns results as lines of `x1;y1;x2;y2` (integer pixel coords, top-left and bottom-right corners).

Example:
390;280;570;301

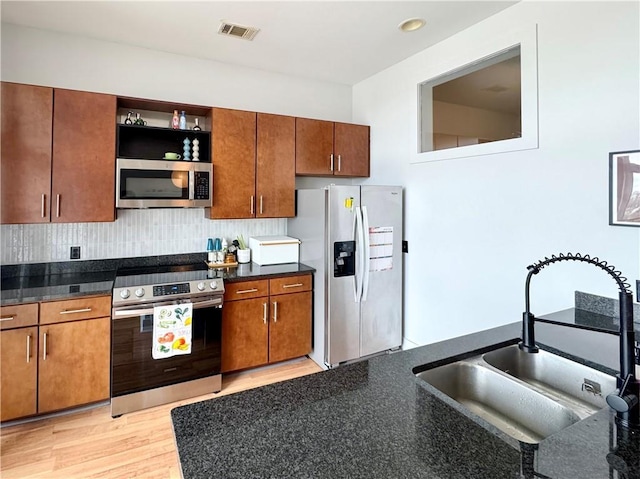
113;307;156;318
112;297;223;319
192;297;223;309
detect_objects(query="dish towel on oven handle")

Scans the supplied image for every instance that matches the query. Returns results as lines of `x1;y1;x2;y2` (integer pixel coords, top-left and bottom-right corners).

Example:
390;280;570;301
152;302;193;359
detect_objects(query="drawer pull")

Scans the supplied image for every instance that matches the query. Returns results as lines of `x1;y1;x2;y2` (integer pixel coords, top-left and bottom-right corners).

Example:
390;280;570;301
0;316;15;322
59;308;92;315
56;194;61;218
43;332;48;360
236;288;258;294
262;303;267;324
282;283;304;289
250;196;254;215
41;194;46;218
26;334;31;363
273;302;278;322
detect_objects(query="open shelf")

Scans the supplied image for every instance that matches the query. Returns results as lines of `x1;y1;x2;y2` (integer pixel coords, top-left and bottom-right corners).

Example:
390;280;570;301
116;124;211;162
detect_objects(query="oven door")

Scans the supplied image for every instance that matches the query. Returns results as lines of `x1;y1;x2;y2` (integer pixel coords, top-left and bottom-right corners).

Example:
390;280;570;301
111;296;222;398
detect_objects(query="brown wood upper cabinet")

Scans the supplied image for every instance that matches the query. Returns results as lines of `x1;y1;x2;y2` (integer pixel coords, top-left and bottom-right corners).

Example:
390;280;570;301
295;118;370;177
52;89;116;223
0;82;117;224
1;82;53;224
208;108;295;219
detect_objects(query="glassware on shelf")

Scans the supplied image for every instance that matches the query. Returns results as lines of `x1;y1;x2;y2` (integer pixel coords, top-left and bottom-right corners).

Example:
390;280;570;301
172;110;180;129
179;111;187;130
193;118;202;131
124;111;133;125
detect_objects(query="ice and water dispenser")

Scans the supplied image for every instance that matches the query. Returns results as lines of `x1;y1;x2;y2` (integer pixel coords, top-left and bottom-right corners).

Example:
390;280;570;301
334;241;356;277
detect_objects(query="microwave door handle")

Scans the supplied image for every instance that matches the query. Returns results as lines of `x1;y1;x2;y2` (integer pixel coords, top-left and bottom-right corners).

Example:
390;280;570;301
188;170;195;200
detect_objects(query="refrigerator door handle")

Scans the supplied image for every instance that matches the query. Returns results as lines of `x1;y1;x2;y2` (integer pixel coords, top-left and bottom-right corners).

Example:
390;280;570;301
361;205;371;301
354;206;365;303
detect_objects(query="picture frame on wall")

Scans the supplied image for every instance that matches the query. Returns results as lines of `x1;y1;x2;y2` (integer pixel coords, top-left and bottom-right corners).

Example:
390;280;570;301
609;149;640;226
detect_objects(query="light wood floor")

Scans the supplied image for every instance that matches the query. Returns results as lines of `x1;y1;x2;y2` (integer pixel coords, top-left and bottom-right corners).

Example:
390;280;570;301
0;358;322;479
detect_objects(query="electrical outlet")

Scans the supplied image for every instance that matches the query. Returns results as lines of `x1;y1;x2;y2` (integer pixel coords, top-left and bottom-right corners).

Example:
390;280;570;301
402;240;408;253
70;246;81;260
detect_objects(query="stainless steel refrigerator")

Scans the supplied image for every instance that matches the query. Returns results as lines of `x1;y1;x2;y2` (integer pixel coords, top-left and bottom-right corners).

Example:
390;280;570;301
287;185;403;369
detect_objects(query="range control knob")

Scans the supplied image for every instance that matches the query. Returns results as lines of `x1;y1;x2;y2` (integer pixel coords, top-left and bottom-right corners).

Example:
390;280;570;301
135;288;145;298
197;282;205;291
119;289;130;299
209;281;218;290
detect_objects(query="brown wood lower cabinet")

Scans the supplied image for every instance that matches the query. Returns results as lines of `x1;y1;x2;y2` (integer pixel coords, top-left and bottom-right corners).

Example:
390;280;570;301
0;326;38;422
221;297;269;372
38;316;111;414
0;296;111;422
269;291;312;363
221;274;312;373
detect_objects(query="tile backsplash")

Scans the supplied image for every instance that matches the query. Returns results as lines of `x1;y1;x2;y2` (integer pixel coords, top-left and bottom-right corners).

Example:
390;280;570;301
1;209;286;265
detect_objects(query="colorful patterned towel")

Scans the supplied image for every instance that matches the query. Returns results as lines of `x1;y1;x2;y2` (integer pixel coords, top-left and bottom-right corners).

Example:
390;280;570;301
152;302;193;359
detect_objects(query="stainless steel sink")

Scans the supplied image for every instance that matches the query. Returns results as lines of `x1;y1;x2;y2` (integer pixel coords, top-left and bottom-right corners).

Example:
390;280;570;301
414;342;616;444
482;344;616;414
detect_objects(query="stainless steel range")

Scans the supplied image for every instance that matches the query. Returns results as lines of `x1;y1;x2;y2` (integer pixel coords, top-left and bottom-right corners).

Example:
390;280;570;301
110;264;224;417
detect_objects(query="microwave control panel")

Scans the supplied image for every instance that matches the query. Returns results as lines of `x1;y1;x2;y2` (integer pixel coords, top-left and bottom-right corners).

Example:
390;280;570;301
194;172;210;200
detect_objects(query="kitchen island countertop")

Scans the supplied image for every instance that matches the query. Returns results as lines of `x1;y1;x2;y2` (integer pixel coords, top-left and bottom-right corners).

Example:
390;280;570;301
171;321;638;479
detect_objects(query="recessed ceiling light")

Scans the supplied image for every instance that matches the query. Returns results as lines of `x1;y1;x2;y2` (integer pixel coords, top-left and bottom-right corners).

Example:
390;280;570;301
398;18;426;33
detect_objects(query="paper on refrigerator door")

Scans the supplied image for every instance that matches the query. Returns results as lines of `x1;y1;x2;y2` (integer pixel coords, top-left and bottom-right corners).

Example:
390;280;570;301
368;226;393;271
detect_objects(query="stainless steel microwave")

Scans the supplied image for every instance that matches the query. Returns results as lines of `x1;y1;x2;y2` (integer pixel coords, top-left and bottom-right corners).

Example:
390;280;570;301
116;158;212;208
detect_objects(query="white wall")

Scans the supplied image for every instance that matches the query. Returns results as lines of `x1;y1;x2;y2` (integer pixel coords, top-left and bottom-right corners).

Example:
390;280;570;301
0;24;352;120
0;23;353;264
353;1;640;347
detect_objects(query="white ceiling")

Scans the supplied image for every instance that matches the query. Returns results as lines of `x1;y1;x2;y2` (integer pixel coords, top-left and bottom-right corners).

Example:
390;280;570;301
1;1;518;86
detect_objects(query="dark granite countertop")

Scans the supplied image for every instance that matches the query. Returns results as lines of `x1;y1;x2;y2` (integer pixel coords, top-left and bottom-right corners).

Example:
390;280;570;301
171;321;639;479
222;262;314;283
539;307;640;335
1;254;315;306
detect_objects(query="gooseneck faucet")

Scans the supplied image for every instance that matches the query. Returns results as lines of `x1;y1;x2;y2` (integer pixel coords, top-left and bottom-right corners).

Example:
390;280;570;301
519;252;640;430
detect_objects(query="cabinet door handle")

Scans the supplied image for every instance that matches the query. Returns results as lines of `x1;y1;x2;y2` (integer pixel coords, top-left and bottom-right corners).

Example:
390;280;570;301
0;316;15;322
330;153;334;172
56;194;61;218
259;195;263;215
282;283;303;289
250;196;254;215
337;155;341;172
273;301;278;322
26;334;31;363
43;332;48;360
262;302;267;324
59;308;92;315
236;288;258;294
41;194;46;218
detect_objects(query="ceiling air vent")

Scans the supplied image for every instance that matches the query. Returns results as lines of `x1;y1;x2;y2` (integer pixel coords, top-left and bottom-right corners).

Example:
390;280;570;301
218;21;260;41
